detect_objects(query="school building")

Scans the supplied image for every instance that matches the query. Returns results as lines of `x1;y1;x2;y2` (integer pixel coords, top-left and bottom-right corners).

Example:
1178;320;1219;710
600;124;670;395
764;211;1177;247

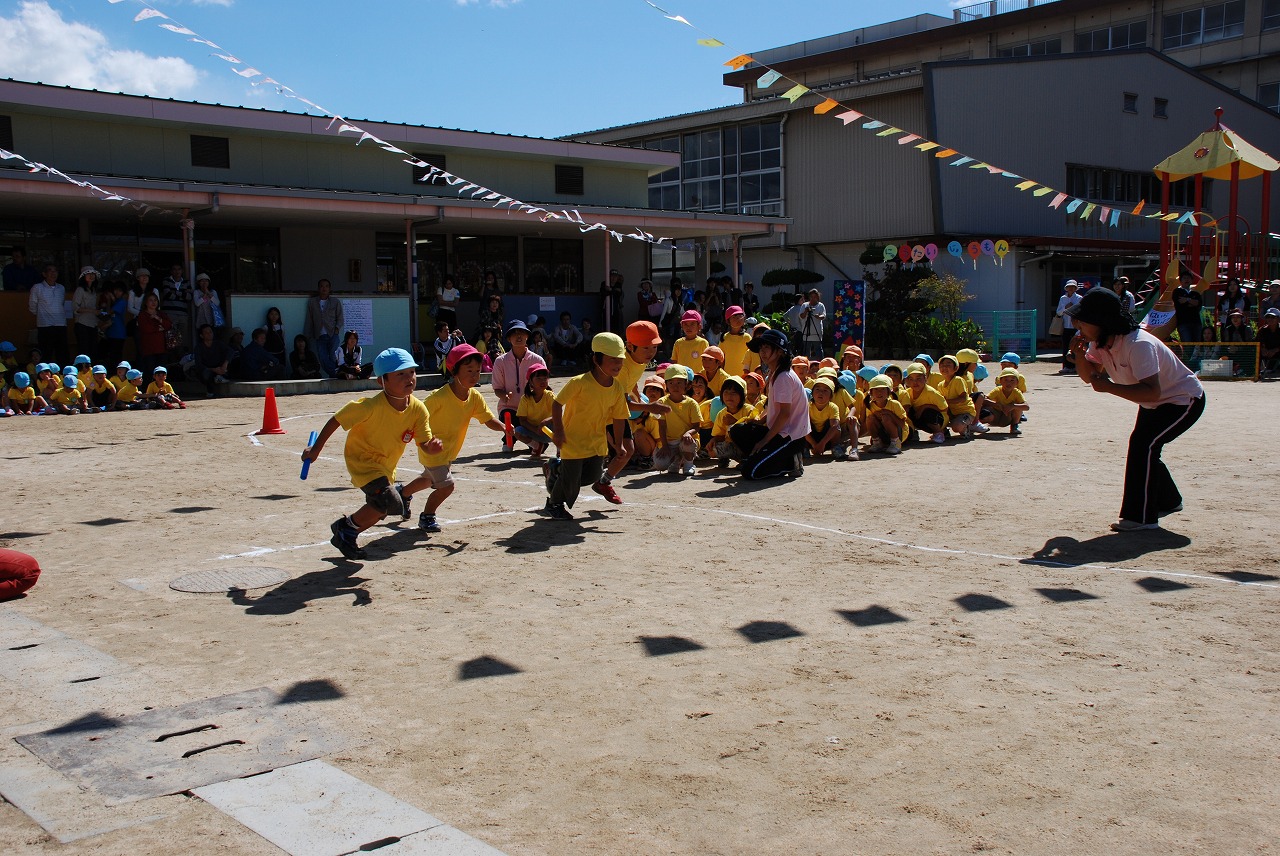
567;0;1280;334
0;77;785;354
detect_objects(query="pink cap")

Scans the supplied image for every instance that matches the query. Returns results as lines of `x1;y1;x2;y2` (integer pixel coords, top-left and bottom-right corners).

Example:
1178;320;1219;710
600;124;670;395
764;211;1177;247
444;344;480;373
680;309;702;325
725;305;745;320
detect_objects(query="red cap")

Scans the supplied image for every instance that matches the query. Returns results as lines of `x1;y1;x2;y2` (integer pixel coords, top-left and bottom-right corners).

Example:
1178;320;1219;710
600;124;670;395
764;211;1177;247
626;320;662;347
444;344;480;373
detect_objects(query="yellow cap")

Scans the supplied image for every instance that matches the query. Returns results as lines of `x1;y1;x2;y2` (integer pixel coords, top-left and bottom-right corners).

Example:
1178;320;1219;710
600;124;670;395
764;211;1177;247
868;374;892;390
663;364;690;382
956;348;981;364
592;332;626;358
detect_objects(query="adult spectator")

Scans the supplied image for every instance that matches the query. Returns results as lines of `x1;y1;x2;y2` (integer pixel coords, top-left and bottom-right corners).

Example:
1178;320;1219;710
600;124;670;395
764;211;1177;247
101;282;129;368
726;275;743;309
601;270;624;332
160;263;192;351
435;274;460;327
1259;280;1280;315
1216;279;1251;328
28;264;67;365
194;323;231;395
135;290;172;378
637;278;660;323
491;319;547;446
479;271;504;315
71;266;102;362
226;327;246;378
1055;280;1082;373
798;288;826;359
741;281;760;317
783;293;806;351
1257;309;1280;377
192;273;223;335
303;278;344;378
161;263;189;300
1110;276;1136;313
240;327;286;380
550;312;585;366
1172;274;1204;345
289;334;324;380
730;328;809;480
3;247;40;291
477;293;504;342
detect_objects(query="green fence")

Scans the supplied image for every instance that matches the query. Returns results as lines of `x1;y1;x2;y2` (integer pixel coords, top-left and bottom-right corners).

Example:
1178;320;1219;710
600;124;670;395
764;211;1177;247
964;310;1038;362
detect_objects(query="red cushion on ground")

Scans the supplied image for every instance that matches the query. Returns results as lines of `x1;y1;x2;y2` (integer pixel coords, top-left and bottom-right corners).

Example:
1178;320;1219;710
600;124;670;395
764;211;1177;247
0;548;40;600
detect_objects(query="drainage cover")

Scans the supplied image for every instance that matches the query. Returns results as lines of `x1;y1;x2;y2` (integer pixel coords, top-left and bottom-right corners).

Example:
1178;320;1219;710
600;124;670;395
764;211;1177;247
169;567;289;593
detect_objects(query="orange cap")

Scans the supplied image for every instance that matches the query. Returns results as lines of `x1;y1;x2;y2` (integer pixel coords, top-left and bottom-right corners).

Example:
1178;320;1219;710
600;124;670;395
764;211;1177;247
626;320;662;347
701;346;725;363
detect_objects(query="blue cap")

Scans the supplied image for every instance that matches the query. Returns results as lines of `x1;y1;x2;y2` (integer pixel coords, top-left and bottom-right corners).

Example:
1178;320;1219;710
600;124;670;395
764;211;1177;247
116;360;131;370
0;340;15;352
836;370;858;396
153;365;167;375
74;354;91;366
372;347;417;378
36;363;50;374
1000;352;1021;366
62;374;78;388
505;319;530;336
913;353;934;367
855;366;878;381
48;363;60;374
125;369;143;381
64;365;77;375
973;364;989;382
91;364;106;375
13;371;30;388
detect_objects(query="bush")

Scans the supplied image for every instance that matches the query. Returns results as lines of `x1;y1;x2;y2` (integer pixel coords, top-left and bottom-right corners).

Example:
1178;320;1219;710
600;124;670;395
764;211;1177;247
761;268;824;290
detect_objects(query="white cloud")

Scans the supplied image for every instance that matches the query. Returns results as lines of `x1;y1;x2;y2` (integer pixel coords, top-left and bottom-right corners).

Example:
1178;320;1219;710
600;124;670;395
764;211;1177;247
0;1;201;98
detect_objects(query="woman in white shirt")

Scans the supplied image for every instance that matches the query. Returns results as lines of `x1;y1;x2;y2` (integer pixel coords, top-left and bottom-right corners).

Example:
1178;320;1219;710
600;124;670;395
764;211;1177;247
1068;288;1205;532
436;275;460;327
72;266;101;361
732;328;809;480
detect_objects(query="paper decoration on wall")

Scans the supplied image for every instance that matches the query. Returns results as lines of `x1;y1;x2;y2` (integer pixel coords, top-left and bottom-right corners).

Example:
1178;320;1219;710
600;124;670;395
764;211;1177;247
994;240;1010;264
109;0;678;248
637;0;1199;230
924;243;939;261
832;279;866;351
883;245;898;261
947;241;962;258
910;245;926;263
980;239;995;256
966;241;981;268
897;244;912;262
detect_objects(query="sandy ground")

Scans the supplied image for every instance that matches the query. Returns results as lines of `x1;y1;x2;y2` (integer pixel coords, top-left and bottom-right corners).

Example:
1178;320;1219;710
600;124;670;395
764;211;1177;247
1;360;1278;856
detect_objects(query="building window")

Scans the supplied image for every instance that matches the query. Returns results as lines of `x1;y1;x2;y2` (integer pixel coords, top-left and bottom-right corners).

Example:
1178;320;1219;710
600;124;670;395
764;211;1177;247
0;115;12;151
1075;21;1147;52
190;135;230;169
1123;92;1139;113
554;164;584;196
650;243;697;288
1162;1;1245;49
1067;164;1208;209
523;238;583;294
996;38;1062;57
732;119;783;216
1154;97;1169;118
411;153;447;185
636;120;782;216
681;129;722;210
644;136;681;209
1260;82;1280;113
1263;0;1280;31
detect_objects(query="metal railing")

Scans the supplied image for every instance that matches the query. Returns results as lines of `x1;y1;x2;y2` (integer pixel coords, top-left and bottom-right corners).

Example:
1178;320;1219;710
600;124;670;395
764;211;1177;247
965;310;1038;361
953;0;1059;22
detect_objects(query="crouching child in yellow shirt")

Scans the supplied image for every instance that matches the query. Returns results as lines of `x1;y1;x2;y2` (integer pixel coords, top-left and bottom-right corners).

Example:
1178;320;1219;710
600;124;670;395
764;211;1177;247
708;375;755;466
302;348;442;560
863;374;909;455
806;377;844;460
898;363;949;444
653;364;701;477
407;344;505;533
984;368;1030;435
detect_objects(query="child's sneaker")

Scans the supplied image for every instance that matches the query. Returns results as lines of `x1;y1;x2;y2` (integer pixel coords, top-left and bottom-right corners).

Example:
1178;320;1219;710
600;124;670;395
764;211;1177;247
1010;425;1022;436
832;444;848;461
329;517;367;560
790;449;805;477
888;438;903;455
931;431;946;445
681;462;696;477
396;484;411;520
546;502;573;520
418;512;441;533
971;421;990;434
592;481;622;504
867;438;886;453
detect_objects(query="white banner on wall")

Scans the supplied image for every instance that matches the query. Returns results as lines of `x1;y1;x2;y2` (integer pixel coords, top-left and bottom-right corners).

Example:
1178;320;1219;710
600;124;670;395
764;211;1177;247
343;299;375;351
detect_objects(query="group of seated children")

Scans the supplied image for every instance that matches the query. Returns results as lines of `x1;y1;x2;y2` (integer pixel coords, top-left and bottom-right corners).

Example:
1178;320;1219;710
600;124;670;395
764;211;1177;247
0;351;185;415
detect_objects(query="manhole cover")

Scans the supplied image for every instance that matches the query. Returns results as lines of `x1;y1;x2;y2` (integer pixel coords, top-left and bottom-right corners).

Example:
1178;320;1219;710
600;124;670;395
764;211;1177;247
170;567;290;593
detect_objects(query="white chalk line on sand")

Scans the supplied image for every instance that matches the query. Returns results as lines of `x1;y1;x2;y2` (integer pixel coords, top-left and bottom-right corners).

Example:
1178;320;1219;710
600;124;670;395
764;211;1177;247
237;414;1274;592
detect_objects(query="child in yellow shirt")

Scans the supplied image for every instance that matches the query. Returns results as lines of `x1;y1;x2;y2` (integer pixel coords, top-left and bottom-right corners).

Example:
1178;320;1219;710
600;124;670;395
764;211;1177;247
670;310;708;368
407;344;504;533
985;368;1030;435
145;367;186;409
709;376;755;465
653;364;701;477
545;333;631;520
302;348;442;559
110;361;131;391
863;374;909;455
0;341;17;372
745;371;766;411
999;352;1028;393
514;363;554;458
833;371;863;459
898;364;948;444
86;365;116;413
935;355;977;439
699;347;732;395
6;371;46;415
955;348;991;434
806;377;844;460
596;321;671;502
688;372;714;452
634;376;666;462
50;374;85;414
115;369;147;410
718;307;751;376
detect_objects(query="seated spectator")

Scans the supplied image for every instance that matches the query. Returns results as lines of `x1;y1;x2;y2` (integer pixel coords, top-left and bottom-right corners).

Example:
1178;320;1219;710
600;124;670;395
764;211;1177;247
289;334;324;379
241;328;286;380
1257;308;1280;377
1220;310;1254;343
334;330;371;380
226;327;246;378
550;312;584;366
194;323;231;395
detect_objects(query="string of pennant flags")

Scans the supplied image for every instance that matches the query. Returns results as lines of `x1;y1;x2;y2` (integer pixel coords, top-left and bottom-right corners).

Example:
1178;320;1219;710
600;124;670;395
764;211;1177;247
0;146;175;216
96;0;678;247
640;0;1204;230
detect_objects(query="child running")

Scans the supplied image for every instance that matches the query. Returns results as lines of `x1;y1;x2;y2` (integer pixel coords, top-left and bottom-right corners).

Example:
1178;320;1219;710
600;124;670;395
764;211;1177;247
406;344;505;533
544;333;631;520
594;321;670;504
302;348;442;560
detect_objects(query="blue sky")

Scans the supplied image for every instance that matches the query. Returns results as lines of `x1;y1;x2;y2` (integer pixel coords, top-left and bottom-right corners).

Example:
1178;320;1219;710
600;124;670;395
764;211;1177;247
0;0;959;138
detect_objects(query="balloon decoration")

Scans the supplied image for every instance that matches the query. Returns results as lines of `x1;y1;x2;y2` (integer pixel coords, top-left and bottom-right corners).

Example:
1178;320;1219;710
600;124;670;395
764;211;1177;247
883;245;898;262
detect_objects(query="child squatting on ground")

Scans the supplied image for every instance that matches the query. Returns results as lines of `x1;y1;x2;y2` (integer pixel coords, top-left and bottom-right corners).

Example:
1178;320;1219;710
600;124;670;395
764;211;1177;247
302;348;443;560
543;332;631;520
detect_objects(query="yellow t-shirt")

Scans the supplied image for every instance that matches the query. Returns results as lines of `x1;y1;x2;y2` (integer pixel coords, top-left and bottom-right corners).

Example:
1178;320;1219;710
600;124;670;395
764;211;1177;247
554;372;629;460
802;377;815;389
146;381;175;396
420;384;496;468
118;382;142;403
109;374;128;391
718;331;751;377
898;385;949;428
516;390;554;428
935;375;976;417
746;394;767;413
89;378;113;396
8;386;35;404
670;336;709;369
928;370;945;389
51;387;82;408
864;397;910;441
986;387;1027;408
832;386;863;421
743;350;761;374
697;398;714;429
618;355;647;399
77;369;93;387
704;367;731;396
657;395;702;441
808;400;839;432
335;393;433;488
711;403;755;438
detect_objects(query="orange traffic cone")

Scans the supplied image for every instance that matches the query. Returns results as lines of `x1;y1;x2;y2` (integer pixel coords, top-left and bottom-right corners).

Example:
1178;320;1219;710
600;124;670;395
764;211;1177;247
255;387;287;435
